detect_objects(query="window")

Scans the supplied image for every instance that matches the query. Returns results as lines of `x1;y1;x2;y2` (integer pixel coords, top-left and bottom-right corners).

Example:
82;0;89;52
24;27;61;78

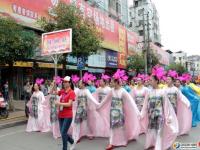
179;57;182;61
138;9;144;16
139;30;144;36
135;1;138;7
173;57;176;61
139;20;143;26
116;2;121;14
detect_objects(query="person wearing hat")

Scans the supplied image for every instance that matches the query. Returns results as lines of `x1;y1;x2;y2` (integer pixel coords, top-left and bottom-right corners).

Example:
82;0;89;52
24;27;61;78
55;76;76;150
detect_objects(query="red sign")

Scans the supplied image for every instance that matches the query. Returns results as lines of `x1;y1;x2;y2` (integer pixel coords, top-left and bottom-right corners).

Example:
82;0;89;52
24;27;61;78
127;30;139;56
41;29;72;56
118;25;127;68
0;0;71;29
150;43;170;65
75;0;119;51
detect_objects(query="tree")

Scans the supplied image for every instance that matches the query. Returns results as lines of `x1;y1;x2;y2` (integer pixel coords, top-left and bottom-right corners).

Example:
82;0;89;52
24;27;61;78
39;2;102;75
0;17;38;106
167;63;187;74
127;51;159;74
127;54;145;74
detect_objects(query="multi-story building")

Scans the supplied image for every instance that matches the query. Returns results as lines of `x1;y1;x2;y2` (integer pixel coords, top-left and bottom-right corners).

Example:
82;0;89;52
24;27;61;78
129;0;161;44
187;55;200;76
172;51;187;66
86;0;129;26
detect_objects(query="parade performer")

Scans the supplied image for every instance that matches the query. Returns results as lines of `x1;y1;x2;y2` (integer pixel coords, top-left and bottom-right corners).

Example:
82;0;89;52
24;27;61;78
180;75;200;127
55;76;76;150
131;74;149;112
72;73;102;147
94;74;111;103
130;74;149;134
84;73;96;93
98;69;140;150
122;75;131;93
26;79;51;133
71;74;80;95
165;70;192;135
141;74;178;150
47;76;63;139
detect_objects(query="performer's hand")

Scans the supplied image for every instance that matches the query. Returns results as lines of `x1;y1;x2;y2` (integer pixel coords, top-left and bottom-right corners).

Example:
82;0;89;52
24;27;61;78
55;100;60;106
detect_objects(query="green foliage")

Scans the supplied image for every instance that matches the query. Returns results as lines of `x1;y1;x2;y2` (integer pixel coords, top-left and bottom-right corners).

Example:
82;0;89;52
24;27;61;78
127;51;159;74
127;54;145;73
0;17;38;64
39;2;102;59
167;63;187;74
150;50;159;67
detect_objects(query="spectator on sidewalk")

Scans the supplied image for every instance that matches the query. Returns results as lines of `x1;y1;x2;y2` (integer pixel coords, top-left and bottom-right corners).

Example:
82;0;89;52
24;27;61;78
24;81;33;117
3;81;9;102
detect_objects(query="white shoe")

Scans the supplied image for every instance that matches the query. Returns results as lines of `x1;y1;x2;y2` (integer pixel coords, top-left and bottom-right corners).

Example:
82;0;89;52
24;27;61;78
70;143;76;150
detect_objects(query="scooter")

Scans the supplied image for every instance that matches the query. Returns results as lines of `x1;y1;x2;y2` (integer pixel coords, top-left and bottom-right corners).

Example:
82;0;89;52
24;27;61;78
0;93;9;119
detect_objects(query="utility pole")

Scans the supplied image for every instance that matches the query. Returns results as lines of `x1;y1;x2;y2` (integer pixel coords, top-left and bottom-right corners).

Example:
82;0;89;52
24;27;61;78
142;8;147;74
146;12;150;73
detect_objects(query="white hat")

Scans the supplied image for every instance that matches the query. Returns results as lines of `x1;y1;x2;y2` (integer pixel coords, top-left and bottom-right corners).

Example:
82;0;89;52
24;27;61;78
63;76;71;82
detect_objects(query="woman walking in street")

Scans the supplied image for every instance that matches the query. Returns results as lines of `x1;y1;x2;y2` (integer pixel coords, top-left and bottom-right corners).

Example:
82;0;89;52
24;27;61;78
141;74;178;150
26;79;50;133
55;76;76;150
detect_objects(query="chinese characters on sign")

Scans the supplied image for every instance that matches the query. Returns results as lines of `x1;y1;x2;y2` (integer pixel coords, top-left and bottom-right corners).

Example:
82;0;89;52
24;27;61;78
41;29;72;56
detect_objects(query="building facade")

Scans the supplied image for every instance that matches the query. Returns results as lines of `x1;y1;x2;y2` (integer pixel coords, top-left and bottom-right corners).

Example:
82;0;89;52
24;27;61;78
87;0;129;27
187;55;200;76
172;51;187;66
129;0;161;43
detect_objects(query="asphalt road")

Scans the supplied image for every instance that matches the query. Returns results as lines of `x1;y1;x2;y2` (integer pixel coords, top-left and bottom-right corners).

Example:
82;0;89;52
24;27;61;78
0;124;199;150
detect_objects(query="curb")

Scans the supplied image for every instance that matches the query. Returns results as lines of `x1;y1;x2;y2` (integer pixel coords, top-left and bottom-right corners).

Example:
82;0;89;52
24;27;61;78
0;117;27;130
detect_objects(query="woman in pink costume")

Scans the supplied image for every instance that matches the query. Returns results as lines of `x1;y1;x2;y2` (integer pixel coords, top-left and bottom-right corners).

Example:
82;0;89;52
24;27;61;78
165;70;192;136
130;74;149;134
141;75;178;150
26;79;51;132
98;69;140;150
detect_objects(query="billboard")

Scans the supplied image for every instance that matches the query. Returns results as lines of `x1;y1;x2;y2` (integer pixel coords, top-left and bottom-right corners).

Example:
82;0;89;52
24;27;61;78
75;0;119;51
127;30;139;55
150;43;170;65
88;50;106;68
106;50;118;68
118;25;127;68
0;0;71;29
41;29;72;56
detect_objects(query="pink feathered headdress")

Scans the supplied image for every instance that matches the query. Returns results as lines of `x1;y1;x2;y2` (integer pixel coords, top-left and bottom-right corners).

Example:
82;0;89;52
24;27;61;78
35;78;44;85
136;73;145;81
82;72;90;83
113;69;127;82
176;76;185;82
101;74;110;81
151;65;165;80
71;75;80;84
53;76;63;85
95;80;100;87
167;70;178;79
182;73;192;82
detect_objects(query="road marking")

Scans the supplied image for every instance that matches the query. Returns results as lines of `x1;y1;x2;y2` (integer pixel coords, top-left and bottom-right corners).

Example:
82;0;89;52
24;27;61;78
0;129;24;139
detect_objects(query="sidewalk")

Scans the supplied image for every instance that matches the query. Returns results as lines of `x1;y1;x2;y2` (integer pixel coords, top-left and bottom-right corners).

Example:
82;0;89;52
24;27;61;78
0;100;27;130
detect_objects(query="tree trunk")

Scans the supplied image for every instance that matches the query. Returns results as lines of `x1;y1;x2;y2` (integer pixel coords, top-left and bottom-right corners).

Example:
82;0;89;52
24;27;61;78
8;62;15;111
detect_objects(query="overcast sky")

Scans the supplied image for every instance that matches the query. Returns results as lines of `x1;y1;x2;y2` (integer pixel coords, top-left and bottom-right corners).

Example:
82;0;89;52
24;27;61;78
128;0;200;56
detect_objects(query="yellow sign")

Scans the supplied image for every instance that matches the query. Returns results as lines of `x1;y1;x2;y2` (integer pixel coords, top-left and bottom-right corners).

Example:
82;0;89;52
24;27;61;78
38;62;63;69
13;61;33;67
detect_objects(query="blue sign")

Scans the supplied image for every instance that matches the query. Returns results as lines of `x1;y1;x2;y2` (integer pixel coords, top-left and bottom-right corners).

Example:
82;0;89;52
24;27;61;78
106;50;118;68
77;57;85;70
66;55;77;64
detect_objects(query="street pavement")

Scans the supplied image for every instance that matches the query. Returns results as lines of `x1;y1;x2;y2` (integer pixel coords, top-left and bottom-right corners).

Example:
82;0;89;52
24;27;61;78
0;124;199;150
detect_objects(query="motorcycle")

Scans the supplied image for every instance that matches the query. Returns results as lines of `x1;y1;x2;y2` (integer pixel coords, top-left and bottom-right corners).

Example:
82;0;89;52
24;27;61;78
0;93;9;119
